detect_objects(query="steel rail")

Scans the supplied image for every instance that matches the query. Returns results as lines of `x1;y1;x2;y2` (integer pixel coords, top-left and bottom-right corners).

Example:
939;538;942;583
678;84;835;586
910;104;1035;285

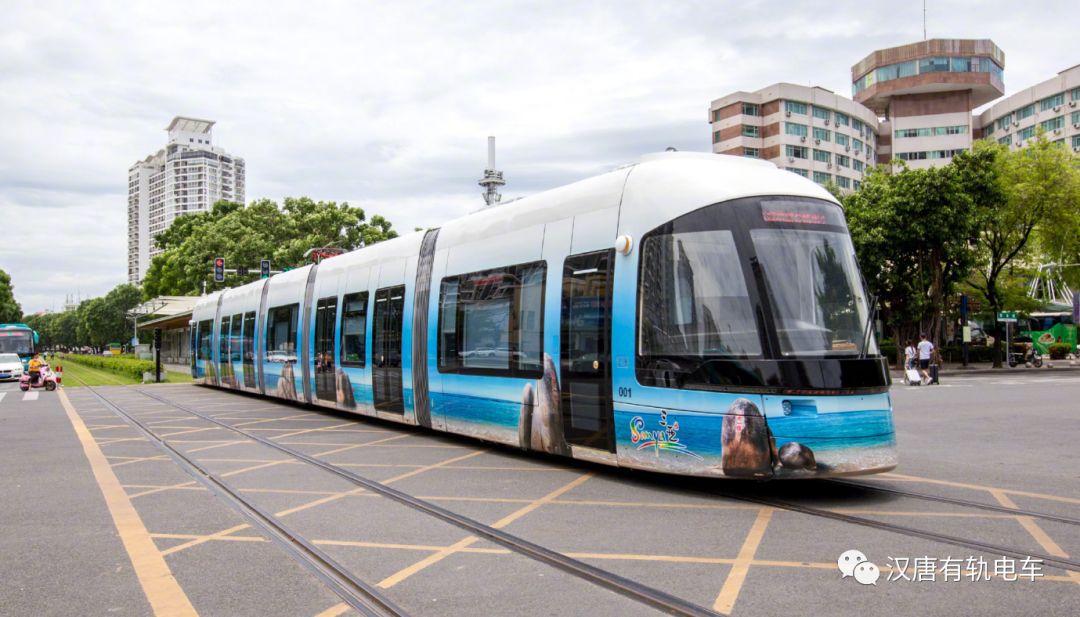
133;386;718;617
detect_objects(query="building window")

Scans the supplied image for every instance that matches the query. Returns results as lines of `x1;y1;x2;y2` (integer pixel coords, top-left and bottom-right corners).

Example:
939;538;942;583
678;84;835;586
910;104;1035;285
785;167;808;178
996;114;1014;130
895;149;966;161
853;138;864;151
998;134;1012;145
1072;135;1080;148
985;123;995;136
894;125;968;138
853;180;862;191
812;106;831;122
785;101;808;115
835;133;849;147
837;154;850;168
1072;111;1080;126
744;147;760;158
853;160;865;172
438;261;546;376
1017;104;1035;120
812;127;831;142
742;103;760;116
852;119;864;133
918;57;950;73
785;145;808;159
742;124;760;138
1018;126;1035;141
713;130;722;144
1040;93;1064;111
813;149;831;163
836;176;851;189
712;109;722;122
1040;116;1064;132
785;122;808;137
813;171;832;185
834;112;850;127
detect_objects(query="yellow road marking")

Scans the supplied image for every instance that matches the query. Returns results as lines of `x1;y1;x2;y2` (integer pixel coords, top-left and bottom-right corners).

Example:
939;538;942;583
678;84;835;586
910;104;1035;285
58;388;198;617
713;507;774;615
989;489;1076;587
376;472;593;589
883;472;1080;505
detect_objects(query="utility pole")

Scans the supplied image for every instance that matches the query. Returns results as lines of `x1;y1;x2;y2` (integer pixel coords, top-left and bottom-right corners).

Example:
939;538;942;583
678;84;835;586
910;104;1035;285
478;136;505;207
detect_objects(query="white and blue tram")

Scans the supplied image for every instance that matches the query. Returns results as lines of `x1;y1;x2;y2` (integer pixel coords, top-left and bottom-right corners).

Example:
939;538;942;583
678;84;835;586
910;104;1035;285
191;152;896;479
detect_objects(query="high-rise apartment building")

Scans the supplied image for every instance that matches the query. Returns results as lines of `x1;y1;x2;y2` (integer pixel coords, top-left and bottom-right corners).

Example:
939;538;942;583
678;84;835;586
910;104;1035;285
127;117;245;283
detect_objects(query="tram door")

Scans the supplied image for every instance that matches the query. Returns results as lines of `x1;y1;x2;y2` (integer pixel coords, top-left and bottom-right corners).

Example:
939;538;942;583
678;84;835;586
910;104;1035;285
372;285;405;413
560;250;615;451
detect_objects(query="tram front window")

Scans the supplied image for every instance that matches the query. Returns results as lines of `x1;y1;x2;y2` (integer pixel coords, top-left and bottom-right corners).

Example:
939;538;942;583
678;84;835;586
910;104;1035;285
751;228;875;357
639;230;761;358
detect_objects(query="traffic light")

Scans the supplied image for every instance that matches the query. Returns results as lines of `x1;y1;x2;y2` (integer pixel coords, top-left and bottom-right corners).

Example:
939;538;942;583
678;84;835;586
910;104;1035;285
260;259;271;279
237;266;249;277
214;257;225;282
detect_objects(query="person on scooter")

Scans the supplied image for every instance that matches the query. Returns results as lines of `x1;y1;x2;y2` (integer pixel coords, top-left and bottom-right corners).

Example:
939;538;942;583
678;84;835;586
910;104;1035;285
27;354;43;385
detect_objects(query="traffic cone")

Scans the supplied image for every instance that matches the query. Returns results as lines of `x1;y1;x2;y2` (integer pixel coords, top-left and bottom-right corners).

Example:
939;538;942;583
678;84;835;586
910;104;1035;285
55;365;62;385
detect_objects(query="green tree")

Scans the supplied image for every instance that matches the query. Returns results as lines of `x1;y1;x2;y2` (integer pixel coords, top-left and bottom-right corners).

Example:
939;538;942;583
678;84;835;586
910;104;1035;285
0;269;22;323
142;198;399;296
956;134;1080;366
844;162;980;363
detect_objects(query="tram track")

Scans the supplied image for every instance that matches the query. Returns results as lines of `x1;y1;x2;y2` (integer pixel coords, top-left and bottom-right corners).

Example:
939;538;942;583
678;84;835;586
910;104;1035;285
823;478;1080;527
705;486;1080;574
83;382;720;617
69;375;407;617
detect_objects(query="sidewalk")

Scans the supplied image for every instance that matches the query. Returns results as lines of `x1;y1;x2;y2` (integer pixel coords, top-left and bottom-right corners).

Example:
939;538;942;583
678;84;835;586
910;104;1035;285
888;360;1080;377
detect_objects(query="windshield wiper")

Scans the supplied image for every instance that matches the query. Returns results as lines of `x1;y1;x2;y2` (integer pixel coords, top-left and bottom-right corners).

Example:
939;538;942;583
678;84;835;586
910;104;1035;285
859;294;878;359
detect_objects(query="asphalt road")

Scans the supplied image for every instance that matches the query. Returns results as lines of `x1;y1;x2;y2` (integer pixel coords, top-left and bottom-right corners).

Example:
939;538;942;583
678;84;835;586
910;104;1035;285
0;373;1077;617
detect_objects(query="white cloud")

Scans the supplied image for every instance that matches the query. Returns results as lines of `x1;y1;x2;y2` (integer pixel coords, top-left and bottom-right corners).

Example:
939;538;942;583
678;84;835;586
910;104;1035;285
1;0;1076;312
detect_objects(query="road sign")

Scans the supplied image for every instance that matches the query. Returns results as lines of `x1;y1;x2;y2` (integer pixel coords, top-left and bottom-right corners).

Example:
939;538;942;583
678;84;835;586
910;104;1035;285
998;311;1018;322
237;266;249;276
214;257;225;282
260;260;271;279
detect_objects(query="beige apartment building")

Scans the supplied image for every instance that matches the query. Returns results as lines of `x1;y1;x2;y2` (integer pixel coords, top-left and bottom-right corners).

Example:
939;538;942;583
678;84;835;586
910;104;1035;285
710;39;1074;189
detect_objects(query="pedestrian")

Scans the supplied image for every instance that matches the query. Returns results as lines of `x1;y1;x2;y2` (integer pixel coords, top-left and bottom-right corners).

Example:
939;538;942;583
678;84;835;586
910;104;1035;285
917;333;934;385
904;339;916;370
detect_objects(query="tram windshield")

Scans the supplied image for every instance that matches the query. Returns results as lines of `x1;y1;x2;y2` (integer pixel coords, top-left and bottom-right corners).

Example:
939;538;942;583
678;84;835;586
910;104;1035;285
638;196;880;390
750;227;871;357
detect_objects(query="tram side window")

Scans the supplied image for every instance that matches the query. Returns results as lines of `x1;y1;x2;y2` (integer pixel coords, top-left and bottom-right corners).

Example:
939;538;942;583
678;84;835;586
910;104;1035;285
197;320;213;361
229;313;242;362
438;261;545;377
340;292;368;367
266;304;299;364
242;311;257;387
219;316;231;362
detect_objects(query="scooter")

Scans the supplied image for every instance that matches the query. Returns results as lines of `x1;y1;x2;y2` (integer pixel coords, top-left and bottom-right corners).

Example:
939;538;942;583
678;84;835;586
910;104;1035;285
20;363;58;391
1007;345;1043;368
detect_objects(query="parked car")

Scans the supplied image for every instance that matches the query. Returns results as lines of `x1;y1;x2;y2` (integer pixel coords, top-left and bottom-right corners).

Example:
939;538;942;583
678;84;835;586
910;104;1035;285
0;353;24;381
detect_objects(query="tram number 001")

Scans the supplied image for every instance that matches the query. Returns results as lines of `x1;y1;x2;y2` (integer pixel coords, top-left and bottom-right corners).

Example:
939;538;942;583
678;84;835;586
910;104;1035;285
617;387;632;398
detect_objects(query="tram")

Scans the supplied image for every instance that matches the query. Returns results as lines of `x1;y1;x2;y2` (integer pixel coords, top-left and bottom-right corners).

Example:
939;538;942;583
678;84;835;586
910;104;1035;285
191;152;896;479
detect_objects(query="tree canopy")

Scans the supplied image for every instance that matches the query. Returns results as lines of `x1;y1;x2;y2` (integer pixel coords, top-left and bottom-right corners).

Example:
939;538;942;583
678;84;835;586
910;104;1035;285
142;197;398;297
0;269;21;323
25;284;144;349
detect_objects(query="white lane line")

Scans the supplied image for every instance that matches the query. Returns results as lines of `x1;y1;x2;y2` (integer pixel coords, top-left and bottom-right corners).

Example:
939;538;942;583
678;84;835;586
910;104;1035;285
23;391;39;401
0;392;5;404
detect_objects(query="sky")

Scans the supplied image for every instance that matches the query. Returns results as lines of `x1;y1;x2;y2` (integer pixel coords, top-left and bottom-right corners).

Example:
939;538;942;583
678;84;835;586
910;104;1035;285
0;0;1076;314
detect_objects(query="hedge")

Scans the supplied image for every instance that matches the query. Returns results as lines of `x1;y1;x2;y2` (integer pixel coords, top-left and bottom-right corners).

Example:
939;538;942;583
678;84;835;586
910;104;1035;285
1048;343;1071;360
62;354;156;381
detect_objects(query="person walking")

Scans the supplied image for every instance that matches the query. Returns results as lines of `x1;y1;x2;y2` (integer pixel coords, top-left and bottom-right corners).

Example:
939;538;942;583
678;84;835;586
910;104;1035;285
904;340;917;371
917;333;934;385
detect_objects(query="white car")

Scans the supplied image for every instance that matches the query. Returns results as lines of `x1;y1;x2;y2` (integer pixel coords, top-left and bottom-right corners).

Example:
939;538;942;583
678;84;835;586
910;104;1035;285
0;353;24;381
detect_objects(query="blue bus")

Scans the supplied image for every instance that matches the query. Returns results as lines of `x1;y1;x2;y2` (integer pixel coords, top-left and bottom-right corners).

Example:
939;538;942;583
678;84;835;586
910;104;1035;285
192;152;896;480
0;324;38;368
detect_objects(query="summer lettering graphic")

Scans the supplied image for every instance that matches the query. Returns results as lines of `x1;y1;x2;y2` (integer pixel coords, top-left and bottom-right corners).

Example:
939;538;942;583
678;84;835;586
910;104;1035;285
629;410;702;459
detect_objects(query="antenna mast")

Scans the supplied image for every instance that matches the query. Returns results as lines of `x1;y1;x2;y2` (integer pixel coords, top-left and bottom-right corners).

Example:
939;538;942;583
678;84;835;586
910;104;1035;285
923;0;927;40
478;136;505;207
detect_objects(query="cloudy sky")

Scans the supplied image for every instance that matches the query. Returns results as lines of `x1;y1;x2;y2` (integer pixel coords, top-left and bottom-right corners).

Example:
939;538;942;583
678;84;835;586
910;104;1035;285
1;0;1075;313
